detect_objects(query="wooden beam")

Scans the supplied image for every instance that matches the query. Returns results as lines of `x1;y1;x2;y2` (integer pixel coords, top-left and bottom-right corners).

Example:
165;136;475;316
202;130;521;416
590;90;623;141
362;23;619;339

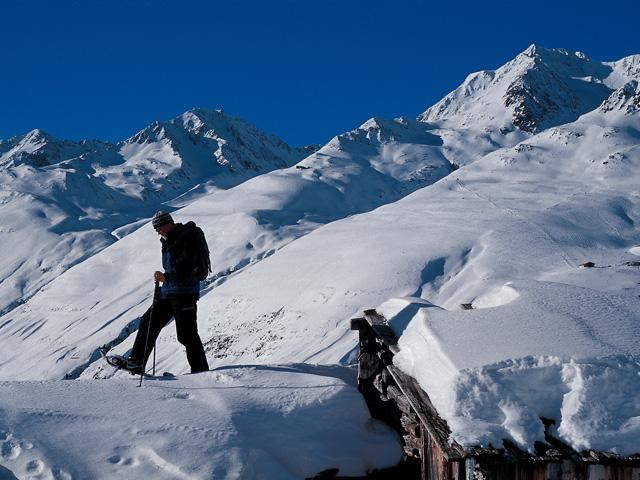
350;317;367;330
387;365;465;460
363;309;400;354
401;412;421;437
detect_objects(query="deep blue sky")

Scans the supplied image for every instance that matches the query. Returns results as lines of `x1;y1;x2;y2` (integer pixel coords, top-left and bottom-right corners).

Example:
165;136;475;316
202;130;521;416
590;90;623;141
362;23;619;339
1;0;637;147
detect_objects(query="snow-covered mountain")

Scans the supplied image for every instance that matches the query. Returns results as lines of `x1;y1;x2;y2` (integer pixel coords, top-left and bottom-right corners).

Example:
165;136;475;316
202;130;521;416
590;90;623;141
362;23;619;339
420;44;639;132
417;44;640;166
0;45;639;477
99;109;310;202
0;114;456;381
0;110;309;316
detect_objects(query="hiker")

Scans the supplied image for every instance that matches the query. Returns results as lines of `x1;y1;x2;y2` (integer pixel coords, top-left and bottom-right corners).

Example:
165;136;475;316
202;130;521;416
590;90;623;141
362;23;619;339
127;211;210;374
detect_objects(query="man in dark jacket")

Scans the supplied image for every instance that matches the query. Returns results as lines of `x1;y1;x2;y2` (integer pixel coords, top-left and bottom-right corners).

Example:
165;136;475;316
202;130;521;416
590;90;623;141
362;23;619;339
127;211;209;374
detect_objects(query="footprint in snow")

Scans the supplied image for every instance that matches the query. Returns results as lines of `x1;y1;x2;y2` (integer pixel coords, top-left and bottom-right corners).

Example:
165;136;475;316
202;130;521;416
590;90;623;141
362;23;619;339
0;430;48;479
107;452;139;467
25;459;45;474
173;392;193;400
1;437;21;460
51;467;73;480
160;391;193;401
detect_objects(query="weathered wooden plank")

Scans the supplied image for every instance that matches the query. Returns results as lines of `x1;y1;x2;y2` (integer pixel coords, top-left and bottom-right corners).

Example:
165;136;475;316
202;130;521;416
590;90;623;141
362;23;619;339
404;445;420;458
380;365;394;387
363;310;400;354
421;423;429;480
464;458;477;480
404;433;422;457
357;352;381;380
373;372;386;395
545;462;563;480
466;445;505;458
363;309;466;466
363;309;388;325
544;429;589;466
588;450;624;462
425;428;453;480
350;317;367;330
387;365;465;460
533;440;561;459
401;412;421;437
586;465;640;480
449;460;464;480
385;384;413;414
376;349;394;366
502;439;531;460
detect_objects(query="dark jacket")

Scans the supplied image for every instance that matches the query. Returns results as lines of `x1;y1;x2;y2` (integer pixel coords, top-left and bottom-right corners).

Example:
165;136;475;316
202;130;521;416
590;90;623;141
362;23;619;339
160;222;201;299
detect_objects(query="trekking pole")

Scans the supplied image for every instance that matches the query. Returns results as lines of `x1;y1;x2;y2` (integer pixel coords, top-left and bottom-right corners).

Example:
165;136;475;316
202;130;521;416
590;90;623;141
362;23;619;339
152;341;157;376
139;280;160;387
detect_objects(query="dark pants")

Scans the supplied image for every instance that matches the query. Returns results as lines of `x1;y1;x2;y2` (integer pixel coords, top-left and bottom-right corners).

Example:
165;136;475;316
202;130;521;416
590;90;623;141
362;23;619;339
130;296;209;373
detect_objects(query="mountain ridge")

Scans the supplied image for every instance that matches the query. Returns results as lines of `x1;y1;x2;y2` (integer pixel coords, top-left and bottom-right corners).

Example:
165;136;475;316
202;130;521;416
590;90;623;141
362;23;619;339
0;109;311;316
418;44;640;133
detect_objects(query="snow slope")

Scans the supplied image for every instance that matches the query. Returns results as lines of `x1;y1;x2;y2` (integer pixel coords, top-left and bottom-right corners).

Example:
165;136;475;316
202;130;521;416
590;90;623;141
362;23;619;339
0;115;455;381
382;83;640;454
0;110;308;317
0;366;400;479
177;76;637;453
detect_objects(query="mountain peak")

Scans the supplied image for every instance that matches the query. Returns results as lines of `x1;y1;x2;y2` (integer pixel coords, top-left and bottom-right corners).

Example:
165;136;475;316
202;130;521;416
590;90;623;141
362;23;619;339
0;129;66;168
418;45;619;133
178;108;232;134
521;44;591;63
188;107;225;118
599;80;640;114
22;128;54;144
522;43;544;57
110;109;309;201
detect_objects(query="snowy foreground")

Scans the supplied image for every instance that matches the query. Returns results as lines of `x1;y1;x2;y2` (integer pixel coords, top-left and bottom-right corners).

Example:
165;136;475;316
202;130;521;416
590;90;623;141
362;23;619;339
0;366;400;479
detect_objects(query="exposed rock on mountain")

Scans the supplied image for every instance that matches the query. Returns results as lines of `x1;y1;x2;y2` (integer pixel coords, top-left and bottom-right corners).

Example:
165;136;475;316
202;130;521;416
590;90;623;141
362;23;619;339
100;109;310;201
419;44;640;133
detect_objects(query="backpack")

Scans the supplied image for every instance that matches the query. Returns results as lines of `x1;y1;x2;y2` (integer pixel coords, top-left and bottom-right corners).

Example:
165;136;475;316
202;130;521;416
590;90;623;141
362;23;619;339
189;224;211;281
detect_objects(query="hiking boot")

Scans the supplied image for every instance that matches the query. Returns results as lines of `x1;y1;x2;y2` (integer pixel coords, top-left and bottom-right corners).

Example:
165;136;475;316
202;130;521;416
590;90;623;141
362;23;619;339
124;358;144;375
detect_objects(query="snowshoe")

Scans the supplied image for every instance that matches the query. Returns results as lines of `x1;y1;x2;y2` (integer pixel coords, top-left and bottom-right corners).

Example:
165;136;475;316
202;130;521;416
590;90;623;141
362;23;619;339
100;348;144;375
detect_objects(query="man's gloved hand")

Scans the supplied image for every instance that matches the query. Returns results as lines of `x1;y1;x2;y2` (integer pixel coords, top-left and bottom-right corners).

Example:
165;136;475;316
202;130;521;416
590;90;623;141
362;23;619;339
154;271;166;283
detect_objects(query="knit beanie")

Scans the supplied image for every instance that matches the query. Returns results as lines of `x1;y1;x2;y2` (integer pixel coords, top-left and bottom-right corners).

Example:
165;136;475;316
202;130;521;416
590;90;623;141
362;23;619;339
152;211;174;229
